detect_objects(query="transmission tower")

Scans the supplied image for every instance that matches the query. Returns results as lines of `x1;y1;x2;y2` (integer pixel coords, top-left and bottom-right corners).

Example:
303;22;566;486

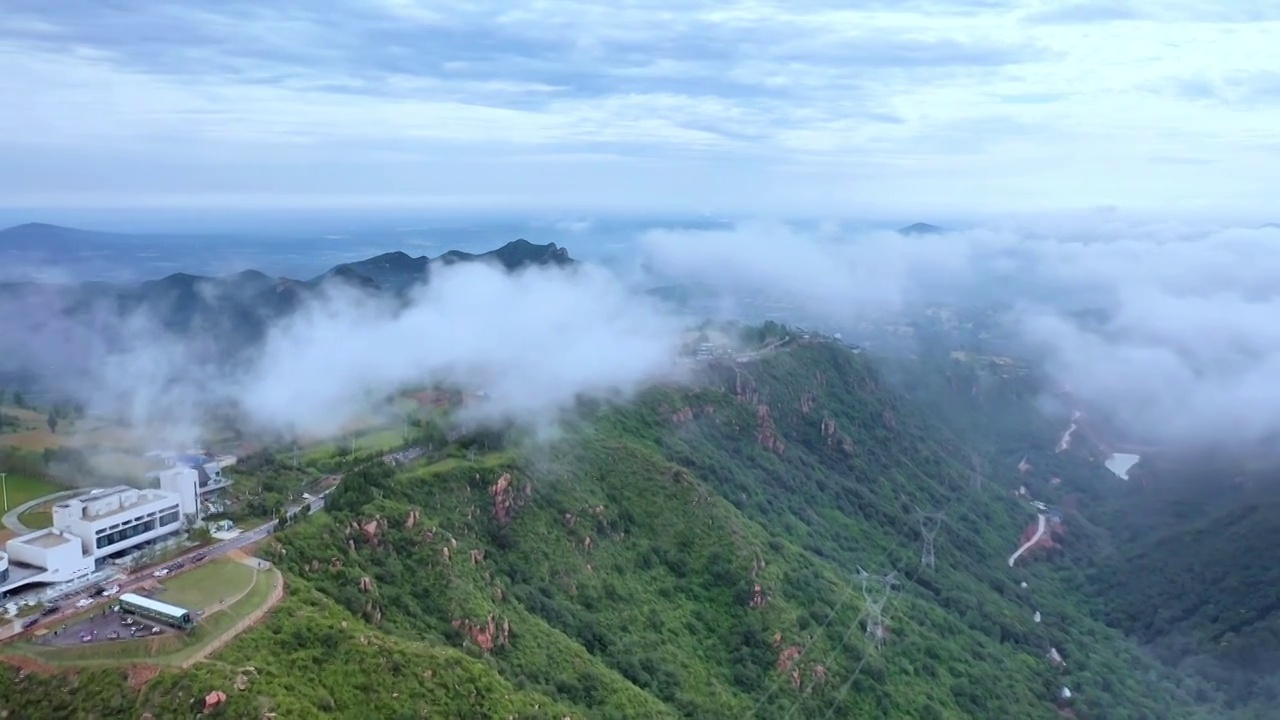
856;567;897;649
969;451;984;491
916;508;945;569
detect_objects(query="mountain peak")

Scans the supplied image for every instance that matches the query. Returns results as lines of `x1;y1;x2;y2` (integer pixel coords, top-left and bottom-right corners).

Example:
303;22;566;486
0;222;123;251
898;222;946;235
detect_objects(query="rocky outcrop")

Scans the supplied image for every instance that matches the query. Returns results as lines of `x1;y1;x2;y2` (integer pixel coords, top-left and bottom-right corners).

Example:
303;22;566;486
354;516;386;547
800;392;817;415
672;406;694;424
453;614;511;653
203;690;227;713
756;404;785;455
776;644;805;689
490;472;527;525
735;370;760;404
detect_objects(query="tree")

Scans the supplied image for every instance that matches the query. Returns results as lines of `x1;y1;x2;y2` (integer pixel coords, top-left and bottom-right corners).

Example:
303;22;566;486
46;411;58;434
0;389;5;411
12;391;24;409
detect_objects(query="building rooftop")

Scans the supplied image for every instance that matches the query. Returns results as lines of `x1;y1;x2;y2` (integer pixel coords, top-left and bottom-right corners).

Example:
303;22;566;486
60;485;176;521
11;529;74;550
0;561;49;591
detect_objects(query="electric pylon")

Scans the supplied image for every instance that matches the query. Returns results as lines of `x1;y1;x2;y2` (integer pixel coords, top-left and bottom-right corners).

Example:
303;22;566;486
916;508;945;569
856;567;897;649
969;451;984;491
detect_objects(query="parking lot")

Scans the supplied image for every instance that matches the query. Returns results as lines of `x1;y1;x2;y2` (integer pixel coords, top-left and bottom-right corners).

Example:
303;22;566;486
34;604;169;647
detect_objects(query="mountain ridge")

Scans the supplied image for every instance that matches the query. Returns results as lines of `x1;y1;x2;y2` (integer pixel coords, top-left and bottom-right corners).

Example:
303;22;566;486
0;235;580;379
0;334;1226;719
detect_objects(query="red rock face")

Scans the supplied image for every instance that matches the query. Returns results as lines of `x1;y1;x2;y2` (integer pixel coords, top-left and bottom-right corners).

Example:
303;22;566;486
452;614;511;654
756;405;785;455
777;645;803;673
490;473;518;524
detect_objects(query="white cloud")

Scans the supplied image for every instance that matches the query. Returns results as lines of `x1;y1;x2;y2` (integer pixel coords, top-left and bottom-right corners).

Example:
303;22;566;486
639;220;1280;449
0;0;1277;216
0;255;691;446
237;261;689;436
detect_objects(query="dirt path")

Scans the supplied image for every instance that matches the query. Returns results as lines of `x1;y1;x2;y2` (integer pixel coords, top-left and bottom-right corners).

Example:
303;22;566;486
180;570;283;670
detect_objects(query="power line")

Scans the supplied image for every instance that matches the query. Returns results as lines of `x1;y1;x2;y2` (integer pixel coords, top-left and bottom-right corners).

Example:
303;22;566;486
857;567;897;649
915;508;946;570
777;450;975;720
753;414;1006;720
746;580;860;719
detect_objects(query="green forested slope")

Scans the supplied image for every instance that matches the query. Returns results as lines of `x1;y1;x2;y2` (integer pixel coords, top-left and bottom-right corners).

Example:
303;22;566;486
1087;457;1280;718
0;338;1226;719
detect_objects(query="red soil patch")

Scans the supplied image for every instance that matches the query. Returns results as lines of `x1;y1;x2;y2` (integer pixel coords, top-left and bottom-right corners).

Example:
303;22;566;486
127;664;163;690
1;654;59;676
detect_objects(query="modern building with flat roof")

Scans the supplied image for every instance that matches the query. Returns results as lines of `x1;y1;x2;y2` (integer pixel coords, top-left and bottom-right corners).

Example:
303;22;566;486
52;485;189;559
1;528;95;589
1;465;208;596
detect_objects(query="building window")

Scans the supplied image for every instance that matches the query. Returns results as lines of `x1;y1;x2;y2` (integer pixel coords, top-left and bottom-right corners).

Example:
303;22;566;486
0;568;8;584
159;511;180;527
95;518;158;550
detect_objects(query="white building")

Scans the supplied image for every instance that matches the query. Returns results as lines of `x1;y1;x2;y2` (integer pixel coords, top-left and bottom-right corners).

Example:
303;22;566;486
148;453;236;497
0;529;95;588
52;485;192;559
1;470;206;596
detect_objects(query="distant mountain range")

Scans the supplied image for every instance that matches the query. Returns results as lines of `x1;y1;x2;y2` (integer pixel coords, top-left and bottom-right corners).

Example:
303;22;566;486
0;233;576;376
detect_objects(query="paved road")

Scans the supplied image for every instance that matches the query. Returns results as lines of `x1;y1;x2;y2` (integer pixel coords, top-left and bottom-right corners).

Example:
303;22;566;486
1008;514;1048;568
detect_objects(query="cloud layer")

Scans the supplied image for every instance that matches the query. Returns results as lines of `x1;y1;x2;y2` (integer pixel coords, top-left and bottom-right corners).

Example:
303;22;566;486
3;1;1279;216
639;219;1280;450
0;258;690;447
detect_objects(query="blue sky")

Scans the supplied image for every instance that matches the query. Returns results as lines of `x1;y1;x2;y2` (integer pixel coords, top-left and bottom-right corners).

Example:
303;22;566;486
2;0;1278;219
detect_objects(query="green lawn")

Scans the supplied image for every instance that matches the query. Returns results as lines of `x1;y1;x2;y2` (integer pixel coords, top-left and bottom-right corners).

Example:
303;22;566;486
0;474;63;515
159;558;257;611
16;507;52;529
413;450;514;478
355;428;406;452
297;425;408;463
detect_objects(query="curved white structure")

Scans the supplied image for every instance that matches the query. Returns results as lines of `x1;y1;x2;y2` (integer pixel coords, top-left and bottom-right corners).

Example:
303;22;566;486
1008;514;1047;567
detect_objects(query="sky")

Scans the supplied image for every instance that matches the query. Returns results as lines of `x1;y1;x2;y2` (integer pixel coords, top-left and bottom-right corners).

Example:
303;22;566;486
3;0;1280;219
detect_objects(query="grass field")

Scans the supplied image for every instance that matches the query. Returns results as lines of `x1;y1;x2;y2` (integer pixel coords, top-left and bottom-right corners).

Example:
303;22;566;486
0;473;63;515
5;562;281;667
16;506;53;529
160;558;257;611
299;423;409;463
414;450;514;478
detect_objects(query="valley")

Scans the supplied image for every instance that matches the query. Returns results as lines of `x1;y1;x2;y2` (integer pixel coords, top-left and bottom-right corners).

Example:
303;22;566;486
0;331;1227;719
0;232;1264;720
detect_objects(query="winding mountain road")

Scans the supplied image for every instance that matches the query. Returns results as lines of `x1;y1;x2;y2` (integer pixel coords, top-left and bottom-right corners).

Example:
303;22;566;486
1008;514;1047;568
